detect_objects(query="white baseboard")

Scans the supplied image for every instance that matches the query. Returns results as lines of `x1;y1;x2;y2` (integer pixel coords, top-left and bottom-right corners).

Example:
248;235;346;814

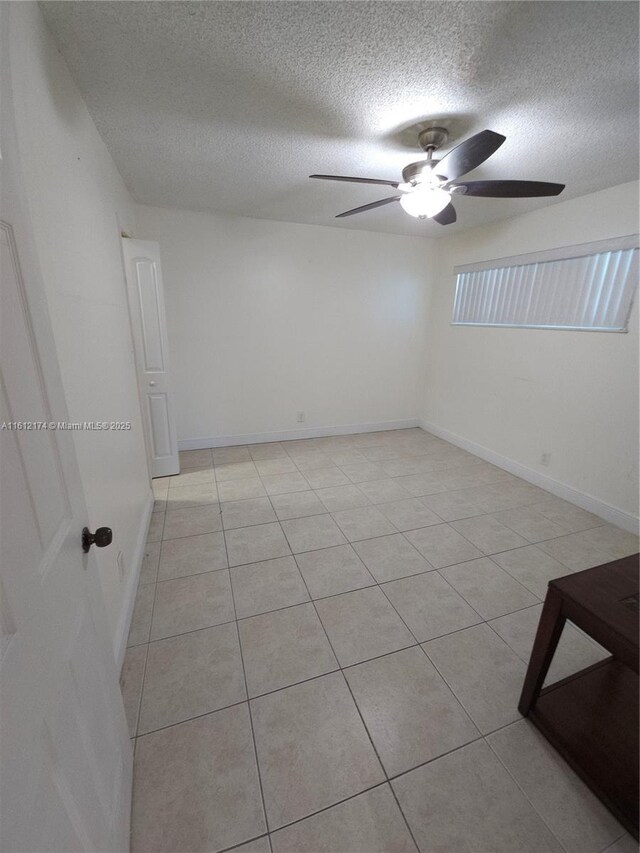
114;489;154;671
178;418;420;451
420;420;640;535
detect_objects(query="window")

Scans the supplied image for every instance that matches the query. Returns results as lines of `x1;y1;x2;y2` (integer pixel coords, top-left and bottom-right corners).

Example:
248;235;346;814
452;235;638;332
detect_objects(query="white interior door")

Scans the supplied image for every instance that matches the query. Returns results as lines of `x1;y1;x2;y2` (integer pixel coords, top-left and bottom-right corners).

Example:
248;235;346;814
121;239;180;478
0;19;132;851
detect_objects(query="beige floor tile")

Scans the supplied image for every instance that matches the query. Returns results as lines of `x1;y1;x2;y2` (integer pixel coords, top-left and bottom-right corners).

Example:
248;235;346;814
271;784;416;853
225;521;291;567
232;838;271;853
153;497;167;512
491;506;568;542
392;740;562;853
488;720;624;853
325;449;369;466
361;445;403;461
450;514;529;554
150;570;234;640
131;705;266;853
231;556;309;618
404;523;483;568
440;557;538;619
332;506;397;542
139;541;160;585
253;457;298;476
340;461;387;483
315;484;372;512
492;544;572;598
213;445;251;464
127;583;155;646
602;834;639;853
120;645;147;737
248;442;287;461
269;490;326;520
239;603;338;697
537;529;615;570
288;451;333;472
215;460;259;482
217;477;267;502
395;471;449;497
158;531;227;580
488;604;609;685
261;471;310;495
382;570;482;641
281;514;347;553
164;483;218;511
169;467;215;490
381;457;444;478
377;498;443;531
356;478;413;505
251;672;384;829
577;523;640;559
468;480;544;513
178;448;213;469
423;623;525;733
303;467;351;489
353;533;432;582
295;544;375;598
221;497;277;530
345;647;478;776
139;622;246;733
152;478;170;499
419;488;485;521
146;512;165;542
162;505;222;540
315;586;415;666
530;497;605;533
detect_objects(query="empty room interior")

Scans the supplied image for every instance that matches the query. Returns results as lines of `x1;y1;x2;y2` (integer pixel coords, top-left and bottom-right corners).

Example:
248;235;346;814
2;1;640;852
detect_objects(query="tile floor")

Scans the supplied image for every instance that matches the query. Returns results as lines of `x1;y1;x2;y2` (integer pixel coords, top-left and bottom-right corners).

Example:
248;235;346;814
121;428;639;853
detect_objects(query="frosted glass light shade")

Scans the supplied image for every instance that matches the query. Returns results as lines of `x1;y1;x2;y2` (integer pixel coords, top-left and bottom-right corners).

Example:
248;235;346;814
399;187;450;218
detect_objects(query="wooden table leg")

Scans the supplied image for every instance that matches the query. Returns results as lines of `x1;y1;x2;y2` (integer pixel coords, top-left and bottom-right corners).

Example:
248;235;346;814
518;587;566;716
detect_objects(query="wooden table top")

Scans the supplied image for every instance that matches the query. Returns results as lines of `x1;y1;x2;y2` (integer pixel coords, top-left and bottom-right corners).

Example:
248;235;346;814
550;554;639;651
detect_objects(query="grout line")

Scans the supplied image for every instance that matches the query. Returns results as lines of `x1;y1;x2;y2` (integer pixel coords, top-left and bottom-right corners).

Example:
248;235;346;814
483;733;574;853
134;430;629;850
223;527;273;850
277;515;424;850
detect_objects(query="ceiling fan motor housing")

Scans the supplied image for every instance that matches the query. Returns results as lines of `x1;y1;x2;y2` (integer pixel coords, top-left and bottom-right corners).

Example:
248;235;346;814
402;159;444;185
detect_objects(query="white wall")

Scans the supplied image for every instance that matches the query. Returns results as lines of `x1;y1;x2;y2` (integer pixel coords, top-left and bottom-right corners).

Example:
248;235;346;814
10;3;152;663
136;205;434;445
423;181;639;524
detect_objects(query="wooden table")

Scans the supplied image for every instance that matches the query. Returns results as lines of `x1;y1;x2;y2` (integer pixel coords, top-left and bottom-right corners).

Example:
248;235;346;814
519;554;639;839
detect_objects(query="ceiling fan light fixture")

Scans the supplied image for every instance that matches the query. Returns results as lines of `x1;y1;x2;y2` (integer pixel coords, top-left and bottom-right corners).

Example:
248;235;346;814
399;186;450;218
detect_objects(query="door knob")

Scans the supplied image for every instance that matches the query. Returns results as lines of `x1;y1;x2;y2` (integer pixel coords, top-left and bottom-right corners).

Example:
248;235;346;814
82;526;113;553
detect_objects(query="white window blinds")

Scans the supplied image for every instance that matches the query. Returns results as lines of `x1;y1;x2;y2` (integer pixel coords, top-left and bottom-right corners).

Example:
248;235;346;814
452;235;639;332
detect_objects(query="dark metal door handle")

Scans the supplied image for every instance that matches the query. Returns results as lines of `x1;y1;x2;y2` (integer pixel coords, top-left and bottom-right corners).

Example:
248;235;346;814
82;526;113;553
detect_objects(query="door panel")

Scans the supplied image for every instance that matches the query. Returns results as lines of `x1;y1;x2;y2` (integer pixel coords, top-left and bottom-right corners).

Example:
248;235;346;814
122;239;180;478
1;10;132;849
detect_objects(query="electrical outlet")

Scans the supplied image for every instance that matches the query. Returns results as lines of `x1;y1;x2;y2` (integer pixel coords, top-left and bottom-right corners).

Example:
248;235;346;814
117;550;125;579
540;452;551;467
297;411;305;423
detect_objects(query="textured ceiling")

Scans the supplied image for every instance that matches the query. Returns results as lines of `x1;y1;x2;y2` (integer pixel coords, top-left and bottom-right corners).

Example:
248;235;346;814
41;1;639;237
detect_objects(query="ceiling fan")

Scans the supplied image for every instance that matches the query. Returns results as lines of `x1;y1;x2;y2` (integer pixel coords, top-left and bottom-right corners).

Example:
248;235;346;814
310;127;565;225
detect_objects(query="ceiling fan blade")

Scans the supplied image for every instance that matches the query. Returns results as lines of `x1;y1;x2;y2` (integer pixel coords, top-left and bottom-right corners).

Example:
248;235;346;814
335;196;400;218
436;130;506;181
455;180;565;198
310;174;399;188
432;202;457;225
